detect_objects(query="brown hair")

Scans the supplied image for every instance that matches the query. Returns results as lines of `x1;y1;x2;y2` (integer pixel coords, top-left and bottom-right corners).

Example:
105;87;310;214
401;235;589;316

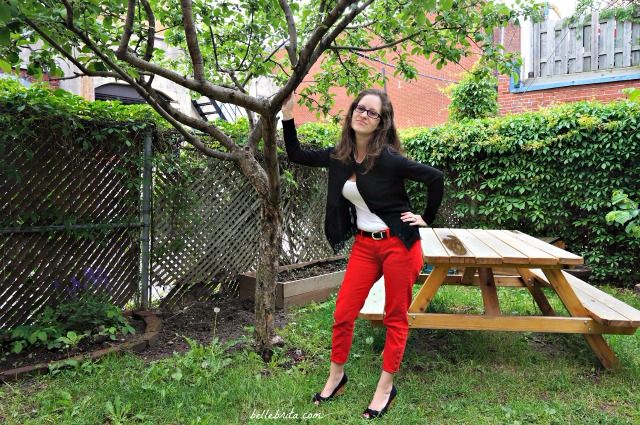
332;89;402;172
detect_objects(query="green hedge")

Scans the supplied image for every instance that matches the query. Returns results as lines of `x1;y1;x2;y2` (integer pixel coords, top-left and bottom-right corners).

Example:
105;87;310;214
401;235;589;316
403;101;640;286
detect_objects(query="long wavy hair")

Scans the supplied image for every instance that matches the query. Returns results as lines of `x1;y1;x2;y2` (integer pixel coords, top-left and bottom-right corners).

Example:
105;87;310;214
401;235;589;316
332;89;402;172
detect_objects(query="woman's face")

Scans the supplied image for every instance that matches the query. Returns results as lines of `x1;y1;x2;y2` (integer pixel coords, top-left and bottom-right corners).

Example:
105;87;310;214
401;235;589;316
350;94;382;140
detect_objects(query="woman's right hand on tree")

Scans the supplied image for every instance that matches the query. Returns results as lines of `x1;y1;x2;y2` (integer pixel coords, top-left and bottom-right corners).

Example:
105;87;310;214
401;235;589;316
281;93;295;121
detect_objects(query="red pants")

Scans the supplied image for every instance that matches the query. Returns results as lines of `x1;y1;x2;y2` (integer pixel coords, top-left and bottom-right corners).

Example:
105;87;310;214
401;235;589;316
330;233;424;373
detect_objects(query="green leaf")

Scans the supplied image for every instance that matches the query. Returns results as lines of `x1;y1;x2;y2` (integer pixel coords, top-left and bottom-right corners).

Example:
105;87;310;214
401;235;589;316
0;26;10;46
0;4;11;24
440;0;454;11
0;58;11;73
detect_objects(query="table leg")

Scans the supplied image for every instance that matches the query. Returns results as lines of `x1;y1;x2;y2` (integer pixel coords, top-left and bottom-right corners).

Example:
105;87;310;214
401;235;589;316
517;268;556;316
542;268;620;369
461;267;476;284
478;268;501;315
408;264;448;313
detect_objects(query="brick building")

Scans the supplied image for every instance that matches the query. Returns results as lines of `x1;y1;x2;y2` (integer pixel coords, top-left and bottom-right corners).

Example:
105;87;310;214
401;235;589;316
291;52;478;129
497;9;640;116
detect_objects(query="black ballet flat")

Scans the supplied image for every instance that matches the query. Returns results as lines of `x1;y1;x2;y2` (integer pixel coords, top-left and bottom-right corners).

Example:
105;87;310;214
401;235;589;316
362;385;397;419
312;372;348;404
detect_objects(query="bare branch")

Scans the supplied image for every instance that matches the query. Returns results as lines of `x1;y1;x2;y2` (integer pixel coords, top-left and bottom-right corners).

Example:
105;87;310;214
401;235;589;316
116;0;136;58
237;9;255;71
140;0;155;61
25;17;118;79
278;0;298;67
270;0;357;110
180;0;205;80
59;0;236;161
263;39;289;64
247;118;263;153
116;50;268;114
267;59;291;77
315;0;375;60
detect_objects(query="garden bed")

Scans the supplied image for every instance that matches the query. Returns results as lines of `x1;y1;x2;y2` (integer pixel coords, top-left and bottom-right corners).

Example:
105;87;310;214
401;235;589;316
238;256;347;309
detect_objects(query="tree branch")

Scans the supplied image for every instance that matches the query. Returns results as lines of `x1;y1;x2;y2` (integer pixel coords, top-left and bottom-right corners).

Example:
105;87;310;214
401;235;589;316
24;17;118;79
329;29;427;52
59;0;236;161
140;0;155;61
247;118;263;153
270;0;357;110
115;49;268;113
180;0;205;81
116;0;136;59
278;0;298;67
237;9;255;71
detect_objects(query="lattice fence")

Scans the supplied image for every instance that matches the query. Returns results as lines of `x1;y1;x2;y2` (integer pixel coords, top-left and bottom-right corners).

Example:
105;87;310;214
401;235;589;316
150;146;462;309
151;149;334;308
0;127;145;329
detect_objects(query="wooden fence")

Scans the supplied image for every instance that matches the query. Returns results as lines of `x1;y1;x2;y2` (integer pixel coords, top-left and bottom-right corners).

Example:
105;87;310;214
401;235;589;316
0;129;145;329
532;11;640;78
151;150;335;308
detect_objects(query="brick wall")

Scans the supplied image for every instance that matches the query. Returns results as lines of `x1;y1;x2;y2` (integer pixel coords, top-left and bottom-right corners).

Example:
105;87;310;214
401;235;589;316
292;52;478;129
498;78;640;115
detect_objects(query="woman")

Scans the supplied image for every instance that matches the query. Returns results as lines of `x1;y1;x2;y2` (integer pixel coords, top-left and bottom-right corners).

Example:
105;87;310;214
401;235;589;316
281;89;444;419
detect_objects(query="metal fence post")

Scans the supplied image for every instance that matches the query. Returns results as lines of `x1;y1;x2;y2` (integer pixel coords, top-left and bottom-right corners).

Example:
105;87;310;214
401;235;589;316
140;128;153;309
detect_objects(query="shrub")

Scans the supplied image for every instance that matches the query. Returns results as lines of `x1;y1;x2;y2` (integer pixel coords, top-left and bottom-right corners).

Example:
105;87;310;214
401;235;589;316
445;65;498;121
403;100;640;285
3;293;135;354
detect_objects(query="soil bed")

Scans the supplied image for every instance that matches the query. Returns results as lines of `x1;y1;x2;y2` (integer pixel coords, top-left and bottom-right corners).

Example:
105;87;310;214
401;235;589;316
276;258;347;282
0;316;146;372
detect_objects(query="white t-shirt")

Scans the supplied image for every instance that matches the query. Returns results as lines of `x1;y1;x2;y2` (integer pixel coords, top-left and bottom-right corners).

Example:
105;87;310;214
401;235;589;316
342;180;388;232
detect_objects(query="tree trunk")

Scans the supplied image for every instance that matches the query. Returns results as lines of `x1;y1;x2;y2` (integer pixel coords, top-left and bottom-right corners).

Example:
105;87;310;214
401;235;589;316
252;114;282;362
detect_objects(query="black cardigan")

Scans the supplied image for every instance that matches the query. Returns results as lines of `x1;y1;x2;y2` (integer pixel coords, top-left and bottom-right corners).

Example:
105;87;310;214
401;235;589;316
283;119;444;252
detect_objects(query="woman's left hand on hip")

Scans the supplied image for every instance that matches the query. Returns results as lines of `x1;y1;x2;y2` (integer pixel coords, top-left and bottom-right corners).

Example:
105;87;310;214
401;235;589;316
400;212;426;226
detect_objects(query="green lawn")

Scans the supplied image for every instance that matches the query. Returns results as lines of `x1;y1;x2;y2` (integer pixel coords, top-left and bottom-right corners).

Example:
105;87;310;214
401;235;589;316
1;285;639;424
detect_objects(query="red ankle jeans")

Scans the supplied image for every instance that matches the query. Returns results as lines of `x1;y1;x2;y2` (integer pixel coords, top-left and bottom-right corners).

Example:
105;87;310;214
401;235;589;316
330;233;424;373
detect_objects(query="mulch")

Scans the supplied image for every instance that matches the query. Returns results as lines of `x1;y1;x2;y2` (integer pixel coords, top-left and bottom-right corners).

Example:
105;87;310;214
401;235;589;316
140;297;290;362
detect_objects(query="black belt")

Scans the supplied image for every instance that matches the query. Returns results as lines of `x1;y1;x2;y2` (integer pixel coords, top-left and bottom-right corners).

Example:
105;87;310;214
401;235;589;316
358;229;391;240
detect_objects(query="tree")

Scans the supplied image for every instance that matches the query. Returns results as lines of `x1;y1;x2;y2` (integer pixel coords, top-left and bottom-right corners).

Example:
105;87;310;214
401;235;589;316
1;0;542;361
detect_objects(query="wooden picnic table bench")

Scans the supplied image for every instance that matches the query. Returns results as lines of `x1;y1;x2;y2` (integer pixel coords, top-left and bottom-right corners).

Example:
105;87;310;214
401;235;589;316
358;228;640;369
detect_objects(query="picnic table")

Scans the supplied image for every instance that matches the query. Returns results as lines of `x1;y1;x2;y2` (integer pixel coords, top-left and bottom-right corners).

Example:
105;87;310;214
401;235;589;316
359;228;640;369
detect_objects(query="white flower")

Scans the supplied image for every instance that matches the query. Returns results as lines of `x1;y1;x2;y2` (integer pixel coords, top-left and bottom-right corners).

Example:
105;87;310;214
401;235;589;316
213;307;220;314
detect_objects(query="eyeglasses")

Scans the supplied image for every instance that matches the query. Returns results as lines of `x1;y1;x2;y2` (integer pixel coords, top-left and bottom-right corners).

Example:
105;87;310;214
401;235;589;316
354;104;381;120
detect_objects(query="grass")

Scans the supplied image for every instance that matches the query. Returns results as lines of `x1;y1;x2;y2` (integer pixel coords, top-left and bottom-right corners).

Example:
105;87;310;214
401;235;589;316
1;284;639;424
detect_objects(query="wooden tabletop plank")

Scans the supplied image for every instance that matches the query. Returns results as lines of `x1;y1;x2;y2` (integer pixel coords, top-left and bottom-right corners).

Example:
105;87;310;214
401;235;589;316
419;228;451;264
468;229;530;264
487;230;559;265
434;228;477;264
510;230;583;265
451;229;502;265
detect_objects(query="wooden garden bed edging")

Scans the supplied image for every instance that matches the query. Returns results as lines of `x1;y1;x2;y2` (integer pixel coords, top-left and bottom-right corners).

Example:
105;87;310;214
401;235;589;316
0;311;161;383
238;256;346;309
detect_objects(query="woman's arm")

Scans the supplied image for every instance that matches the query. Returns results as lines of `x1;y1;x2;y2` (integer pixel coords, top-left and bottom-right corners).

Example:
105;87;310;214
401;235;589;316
395;154;444;225
281;95;331;167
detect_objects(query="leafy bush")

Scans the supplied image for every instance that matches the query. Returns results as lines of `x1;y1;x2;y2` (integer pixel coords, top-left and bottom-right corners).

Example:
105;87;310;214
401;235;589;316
445;65;498;121
403;100;640;285
606;190;640;238
3;293;135;354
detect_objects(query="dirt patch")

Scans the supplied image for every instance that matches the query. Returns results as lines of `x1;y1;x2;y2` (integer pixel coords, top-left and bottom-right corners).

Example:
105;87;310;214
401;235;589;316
0;316;147;372
140;297;289;362
276;258;347;282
